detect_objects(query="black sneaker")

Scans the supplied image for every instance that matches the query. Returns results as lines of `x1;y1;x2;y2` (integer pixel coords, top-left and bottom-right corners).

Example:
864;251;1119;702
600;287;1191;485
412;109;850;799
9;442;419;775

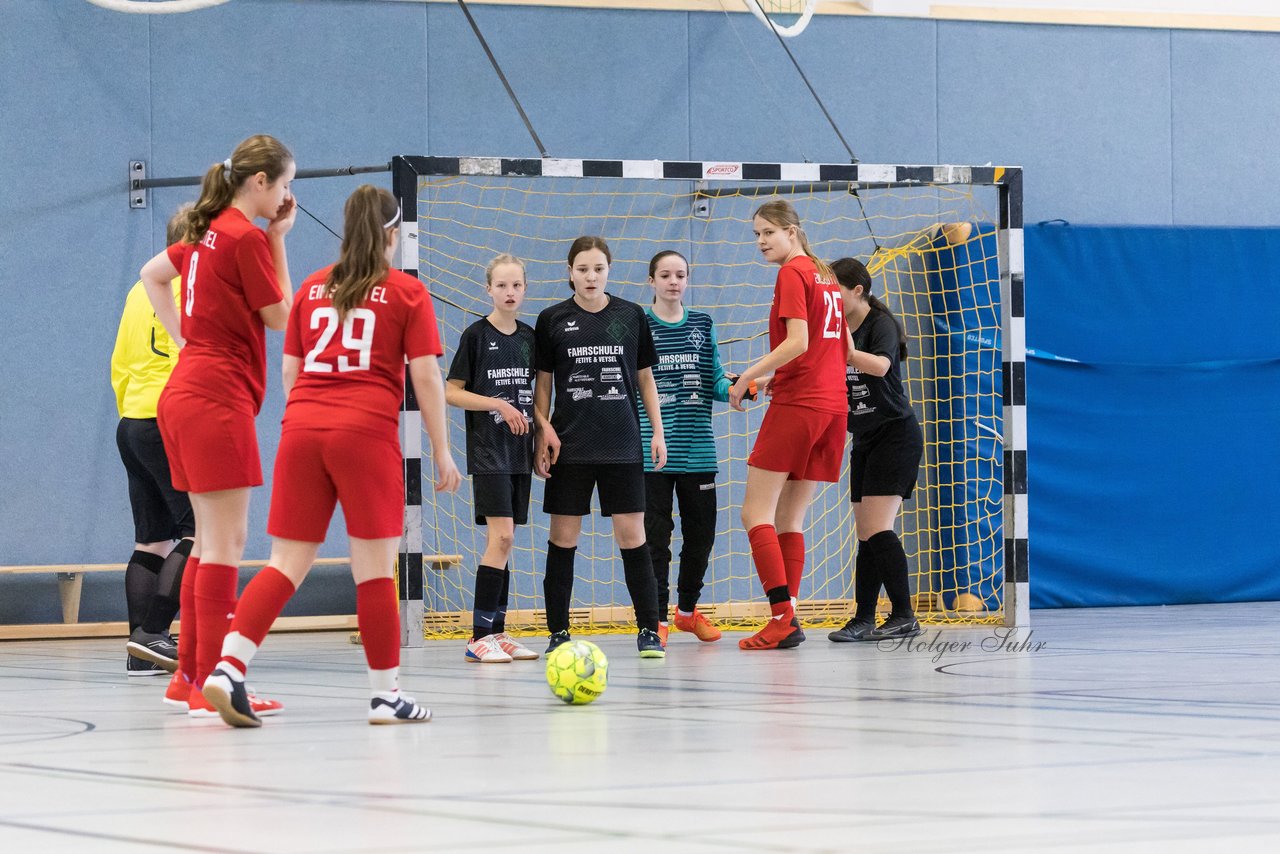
202;665;261;728
637;628;666;659
828;617;877;643
790;615;807;644
869;614;922;640
546;630;571;654
369;692;431;725
126;653;167;677
126;628;178;672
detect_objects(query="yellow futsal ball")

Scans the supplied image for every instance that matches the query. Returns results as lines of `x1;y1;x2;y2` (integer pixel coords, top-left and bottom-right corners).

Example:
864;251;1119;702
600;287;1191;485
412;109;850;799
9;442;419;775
545;640;608;705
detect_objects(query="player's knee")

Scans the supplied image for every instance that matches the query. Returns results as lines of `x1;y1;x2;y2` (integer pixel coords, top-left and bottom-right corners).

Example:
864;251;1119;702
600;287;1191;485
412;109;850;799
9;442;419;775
492;533;515;555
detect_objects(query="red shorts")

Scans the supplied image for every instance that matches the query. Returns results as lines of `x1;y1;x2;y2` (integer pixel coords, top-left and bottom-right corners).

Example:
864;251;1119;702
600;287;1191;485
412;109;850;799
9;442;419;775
156;390;262;493
748;403;846;482
268;428;405;542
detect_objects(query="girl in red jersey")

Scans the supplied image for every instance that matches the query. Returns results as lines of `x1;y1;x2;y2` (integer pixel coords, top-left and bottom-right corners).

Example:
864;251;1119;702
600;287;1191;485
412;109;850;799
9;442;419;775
139;135;296;716
201;185;462;727
728;200;848;651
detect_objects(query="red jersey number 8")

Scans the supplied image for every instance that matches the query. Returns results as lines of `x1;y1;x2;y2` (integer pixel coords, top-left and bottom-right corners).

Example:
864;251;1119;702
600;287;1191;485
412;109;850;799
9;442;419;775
304;307;377;373
184;251;199;317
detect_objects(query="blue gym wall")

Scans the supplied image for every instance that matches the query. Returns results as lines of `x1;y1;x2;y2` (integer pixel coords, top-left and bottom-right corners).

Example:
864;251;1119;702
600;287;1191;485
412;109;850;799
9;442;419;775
1;0;1277;621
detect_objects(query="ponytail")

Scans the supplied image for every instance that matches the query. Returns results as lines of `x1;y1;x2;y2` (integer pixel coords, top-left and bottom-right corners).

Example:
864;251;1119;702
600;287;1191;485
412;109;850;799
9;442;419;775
178;134;294;244
753;199;833;281
328;185;399;321
831;256;908;361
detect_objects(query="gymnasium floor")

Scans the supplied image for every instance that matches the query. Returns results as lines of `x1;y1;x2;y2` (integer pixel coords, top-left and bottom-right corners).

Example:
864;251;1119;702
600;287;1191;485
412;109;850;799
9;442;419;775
1;604;1278;852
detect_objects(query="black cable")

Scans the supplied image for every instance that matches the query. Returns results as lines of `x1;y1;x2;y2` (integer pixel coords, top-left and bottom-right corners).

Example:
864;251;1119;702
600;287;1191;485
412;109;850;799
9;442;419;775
747;0;857;163
455;0;548;158
294;200;341;240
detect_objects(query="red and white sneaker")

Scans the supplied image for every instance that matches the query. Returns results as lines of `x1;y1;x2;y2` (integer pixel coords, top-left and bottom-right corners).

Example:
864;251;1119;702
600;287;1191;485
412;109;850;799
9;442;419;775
657;622;669;645
188;682;282;718
492;632;539;661
465;635;513;664
163;671;192;711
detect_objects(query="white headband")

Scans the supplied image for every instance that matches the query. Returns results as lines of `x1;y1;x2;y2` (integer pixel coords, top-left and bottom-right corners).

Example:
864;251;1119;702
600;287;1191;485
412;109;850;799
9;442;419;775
384;208;402;230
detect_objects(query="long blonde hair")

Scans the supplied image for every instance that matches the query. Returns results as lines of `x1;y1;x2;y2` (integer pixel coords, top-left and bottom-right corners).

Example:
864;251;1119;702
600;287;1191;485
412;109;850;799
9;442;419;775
754;199;833;281
179;135;293;244
328;185;400;321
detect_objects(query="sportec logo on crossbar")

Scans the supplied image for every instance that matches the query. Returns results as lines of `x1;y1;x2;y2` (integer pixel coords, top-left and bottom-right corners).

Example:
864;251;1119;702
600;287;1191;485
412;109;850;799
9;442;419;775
705;164;740;176
877;628;1046;663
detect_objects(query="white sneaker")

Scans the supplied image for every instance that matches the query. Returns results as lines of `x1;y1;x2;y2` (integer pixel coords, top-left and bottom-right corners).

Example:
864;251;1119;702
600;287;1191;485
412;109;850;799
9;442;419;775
493;632;540;660
465;634;513;664
369;692;431;724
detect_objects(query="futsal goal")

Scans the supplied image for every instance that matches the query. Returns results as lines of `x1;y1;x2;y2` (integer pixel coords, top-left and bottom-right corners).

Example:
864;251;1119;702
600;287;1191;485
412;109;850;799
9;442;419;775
389;155;1027;643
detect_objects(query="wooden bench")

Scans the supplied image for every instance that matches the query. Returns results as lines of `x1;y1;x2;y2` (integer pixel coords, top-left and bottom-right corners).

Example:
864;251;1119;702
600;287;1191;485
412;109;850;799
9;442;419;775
0;555;461;641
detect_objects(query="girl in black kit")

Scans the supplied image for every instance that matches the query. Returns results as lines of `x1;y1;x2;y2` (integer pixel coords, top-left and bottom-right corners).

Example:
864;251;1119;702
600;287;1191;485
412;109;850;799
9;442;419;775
447;254;540;664
827;257;925;642
533;236;668;658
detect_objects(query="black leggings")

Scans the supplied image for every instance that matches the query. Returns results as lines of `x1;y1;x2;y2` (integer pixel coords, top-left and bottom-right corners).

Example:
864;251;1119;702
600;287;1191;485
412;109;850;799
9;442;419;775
644;471;717;616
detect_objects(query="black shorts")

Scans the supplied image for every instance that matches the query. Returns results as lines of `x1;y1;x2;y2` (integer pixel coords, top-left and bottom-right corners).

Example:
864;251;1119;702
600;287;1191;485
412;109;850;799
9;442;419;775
849;416;924;502
472;472;532;526
543;462;645;517
116;417;195;542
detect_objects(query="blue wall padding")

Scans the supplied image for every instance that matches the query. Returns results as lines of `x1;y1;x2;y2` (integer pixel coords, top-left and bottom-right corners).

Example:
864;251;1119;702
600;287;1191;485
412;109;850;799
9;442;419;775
1027;224;1280;607
925;223;1004;609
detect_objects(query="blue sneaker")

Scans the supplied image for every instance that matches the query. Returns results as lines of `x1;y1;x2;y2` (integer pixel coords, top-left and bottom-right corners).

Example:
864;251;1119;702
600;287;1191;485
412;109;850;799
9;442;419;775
546;630;571;654
637;628;666;659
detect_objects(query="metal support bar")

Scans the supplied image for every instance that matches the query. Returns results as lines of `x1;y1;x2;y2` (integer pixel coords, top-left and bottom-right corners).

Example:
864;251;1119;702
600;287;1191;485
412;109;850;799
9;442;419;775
128;162;392;196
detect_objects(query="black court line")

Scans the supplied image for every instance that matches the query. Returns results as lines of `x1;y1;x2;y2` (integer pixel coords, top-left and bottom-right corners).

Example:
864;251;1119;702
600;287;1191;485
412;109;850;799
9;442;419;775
0;817;249;853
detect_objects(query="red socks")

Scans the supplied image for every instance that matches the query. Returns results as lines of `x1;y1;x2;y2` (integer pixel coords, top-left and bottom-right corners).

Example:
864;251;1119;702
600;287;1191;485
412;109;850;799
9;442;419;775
178;556;199;682
778;532;805;600
357;577;400;672
194;562;238;686
219;567;295;675
747;524;787;595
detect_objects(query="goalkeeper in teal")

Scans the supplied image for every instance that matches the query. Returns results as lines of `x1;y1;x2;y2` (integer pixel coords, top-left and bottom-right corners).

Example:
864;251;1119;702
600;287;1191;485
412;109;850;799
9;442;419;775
639;250;740;644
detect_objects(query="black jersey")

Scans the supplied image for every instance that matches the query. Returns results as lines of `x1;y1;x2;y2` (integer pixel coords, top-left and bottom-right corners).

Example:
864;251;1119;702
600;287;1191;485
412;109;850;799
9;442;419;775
534;294;657;465
847;309;915;444
448;317;536;475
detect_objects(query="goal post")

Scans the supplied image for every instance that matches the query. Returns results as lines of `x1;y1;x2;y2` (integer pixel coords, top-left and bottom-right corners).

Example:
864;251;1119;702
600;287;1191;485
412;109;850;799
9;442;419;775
391;155;1027;643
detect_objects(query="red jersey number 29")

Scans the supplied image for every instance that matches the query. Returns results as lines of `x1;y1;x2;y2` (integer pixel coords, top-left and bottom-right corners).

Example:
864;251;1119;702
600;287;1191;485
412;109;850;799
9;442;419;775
822;291;842;339
304;307;377;373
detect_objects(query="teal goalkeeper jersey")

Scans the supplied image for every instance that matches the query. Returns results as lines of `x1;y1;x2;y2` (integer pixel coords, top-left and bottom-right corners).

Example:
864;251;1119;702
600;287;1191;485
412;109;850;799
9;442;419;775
639;307;732;474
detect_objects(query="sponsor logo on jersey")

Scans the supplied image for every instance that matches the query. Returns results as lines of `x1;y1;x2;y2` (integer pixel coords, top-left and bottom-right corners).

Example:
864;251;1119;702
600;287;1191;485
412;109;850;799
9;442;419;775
570;387;593;401
600;367;622;384
657;393;676;406
518;389;533;406
683;392;701;405
488;339;500;350
687;328;705;350
848;384;869;400
599;386;627;401
568;370;593;384
565;320;579;332
853;401;876;415
683;373;700;388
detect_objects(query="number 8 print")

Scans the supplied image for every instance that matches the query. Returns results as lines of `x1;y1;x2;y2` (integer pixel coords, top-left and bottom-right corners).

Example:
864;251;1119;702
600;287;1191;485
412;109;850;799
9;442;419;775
304;307;377;373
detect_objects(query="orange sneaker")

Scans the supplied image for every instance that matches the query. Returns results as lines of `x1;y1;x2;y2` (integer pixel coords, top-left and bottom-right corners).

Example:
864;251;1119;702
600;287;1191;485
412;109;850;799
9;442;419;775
657;622;669;645
738;617;804;651
163;671;192;711
673;609;722;642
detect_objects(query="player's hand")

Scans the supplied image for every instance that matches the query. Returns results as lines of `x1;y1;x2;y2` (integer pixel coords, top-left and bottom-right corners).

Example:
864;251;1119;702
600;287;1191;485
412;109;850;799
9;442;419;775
495;400;528;435
534;424;560;478
759;375;774;399
435;454;462;493
727;373;757;402
728;375;754;412
267;196;297;239
651;435;667;471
